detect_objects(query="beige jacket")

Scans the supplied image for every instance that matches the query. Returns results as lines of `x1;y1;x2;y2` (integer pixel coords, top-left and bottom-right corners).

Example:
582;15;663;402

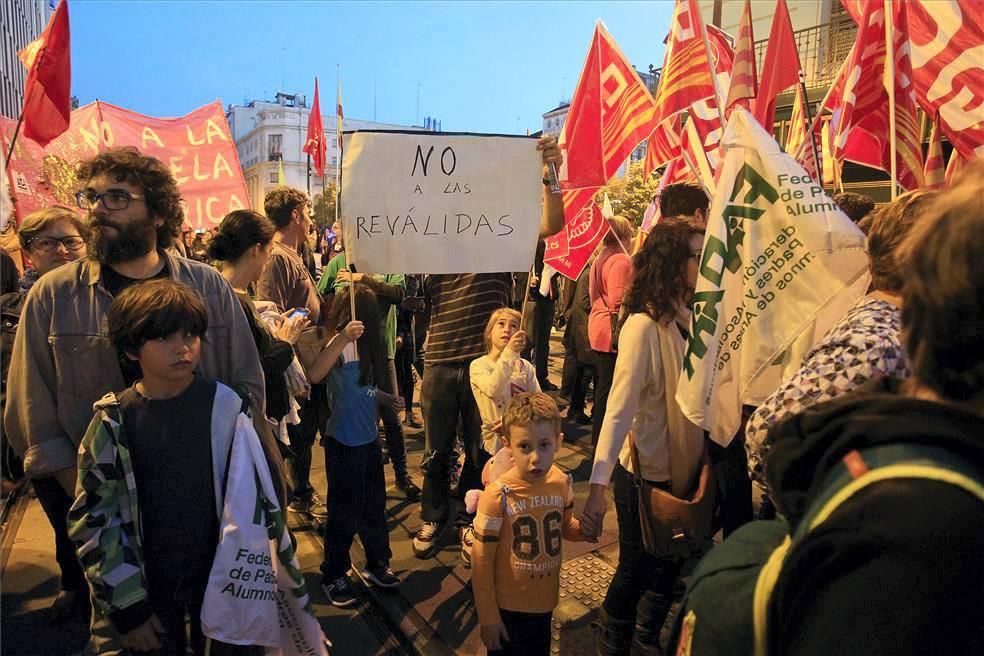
3;251;264;478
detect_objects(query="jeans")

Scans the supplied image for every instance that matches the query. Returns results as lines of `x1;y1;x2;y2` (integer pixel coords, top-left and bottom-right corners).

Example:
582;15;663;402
285;385;329;501
603;465;682;628
487;609;553;655
378;359;408;475
419;361;487;525
591;351;618;446
320;438;391;580
395;344;416;415
32;475;86;592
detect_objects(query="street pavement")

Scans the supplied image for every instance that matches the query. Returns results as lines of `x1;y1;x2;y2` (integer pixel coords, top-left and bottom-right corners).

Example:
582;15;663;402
1;332;623;655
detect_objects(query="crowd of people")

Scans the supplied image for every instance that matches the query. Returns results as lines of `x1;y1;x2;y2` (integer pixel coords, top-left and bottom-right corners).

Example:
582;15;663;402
1;138;982;656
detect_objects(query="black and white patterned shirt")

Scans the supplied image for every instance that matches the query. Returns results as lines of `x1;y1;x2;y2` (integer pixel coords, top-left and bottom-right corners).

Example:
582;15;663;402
745;297;911;496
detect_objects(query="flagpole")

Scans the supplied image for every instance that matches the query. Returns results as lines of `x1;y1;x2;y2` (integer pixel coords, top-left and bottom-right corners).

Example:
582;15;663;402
883;0;898;200
2;112;24;170
799;75;822;182
336;63;355;322
694;1;727;129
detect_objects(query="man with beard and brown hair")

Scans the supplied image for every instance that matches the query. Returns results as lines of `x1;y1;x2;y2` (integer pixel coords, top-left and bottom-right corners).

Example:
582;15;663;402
4;146;265;509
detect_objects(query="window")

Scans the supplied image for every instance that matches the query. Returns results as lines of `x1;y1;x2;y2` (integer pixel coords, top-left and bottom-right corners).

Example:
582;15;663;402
270;173;278;183
268;134;282;156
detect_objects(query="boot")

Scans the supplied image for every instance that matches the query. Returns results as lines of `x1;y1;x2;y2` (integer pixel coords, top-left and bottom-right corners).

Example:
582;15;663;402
632;590;669;656
594;609;635;656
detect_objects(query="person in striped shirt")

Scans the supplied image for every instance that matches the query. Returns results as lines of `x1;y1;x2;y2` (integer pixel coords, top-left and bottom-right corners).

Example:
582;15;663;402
411;135;567;559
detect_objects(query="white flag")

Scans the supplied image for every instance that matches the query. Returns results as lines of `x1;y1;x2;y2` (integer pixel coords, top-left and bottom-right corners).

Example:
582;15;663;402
676;108;869;446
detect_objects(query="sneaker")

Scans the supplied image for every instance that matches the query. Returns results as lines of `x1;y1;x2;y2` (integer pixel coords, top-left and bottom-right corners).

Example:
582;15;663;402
460;525;475;568
395;474;422;501
322;576;358;607
287;496;312;515
412;521;444;559
361;566;401;589
309;494;328;520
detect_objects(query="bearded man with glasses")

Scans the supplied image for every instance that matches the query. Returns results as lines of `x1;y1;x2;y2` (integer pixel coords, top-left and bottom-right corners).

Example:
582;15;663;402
3;148;268;652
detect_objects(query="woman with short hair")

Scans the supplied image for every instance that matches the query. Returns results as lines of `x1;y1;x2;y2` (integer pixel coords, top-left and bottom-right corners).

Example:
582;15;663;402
2;206;89;622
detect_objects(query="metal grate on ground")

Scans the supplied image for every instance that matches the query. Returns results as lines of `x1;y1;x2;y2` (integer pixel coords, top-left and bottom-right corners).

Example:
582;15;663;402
551;552;616;654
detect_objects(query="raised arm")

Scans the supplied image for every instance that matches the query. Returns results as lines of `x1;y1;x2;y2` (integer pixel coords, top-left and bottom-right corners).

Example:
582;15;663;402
538;135;565;239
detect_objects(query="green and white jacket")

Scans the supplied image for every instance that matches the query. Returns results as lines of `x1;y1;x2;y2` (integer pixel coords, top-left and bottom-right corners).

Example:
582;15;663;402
67;382;246;630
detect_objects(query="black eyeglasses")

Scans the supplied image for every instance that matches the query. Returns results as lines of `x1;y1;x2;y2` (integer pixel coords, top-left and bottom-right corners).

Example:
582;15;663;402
75;189;144;211
28;236;86;252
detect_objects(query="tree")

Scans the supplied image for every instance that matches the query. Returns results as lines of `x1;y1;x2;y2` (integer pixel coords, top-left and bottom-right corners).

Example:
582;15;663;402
599;160;661;226
311;182;337;232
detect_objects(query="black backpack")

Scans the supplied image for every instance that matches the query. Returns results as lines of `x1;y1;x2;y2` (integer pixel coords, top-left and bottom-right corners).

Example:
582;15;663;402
669;442;984;656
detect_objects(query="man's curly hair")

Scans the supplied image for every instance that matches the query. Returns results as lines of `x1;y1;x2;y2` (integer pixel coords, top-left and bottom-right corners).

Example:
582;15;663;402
264;186;309;229
77;148;184;249
623;221;704;324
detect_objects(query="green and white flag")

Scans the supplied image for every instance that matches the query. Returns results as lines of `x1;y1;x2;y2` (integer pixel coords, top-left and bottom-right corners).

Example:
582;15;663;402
676;108;869;446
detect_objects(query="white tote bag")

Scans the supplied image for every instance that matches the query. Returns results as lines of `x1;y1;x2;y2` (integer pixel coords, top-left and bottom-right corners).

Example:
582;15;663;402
202;414;330;654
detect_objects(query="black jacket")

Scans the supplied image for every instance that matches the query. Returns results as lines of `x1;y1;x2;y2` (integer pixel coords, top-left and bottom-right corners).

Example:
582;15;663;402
765;378;984;655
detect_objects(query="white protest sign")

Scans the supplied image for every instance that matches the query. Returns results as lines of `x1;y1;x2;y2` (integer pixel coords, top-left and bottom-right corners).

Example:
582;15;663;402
341;131;542;273
676;108;870;447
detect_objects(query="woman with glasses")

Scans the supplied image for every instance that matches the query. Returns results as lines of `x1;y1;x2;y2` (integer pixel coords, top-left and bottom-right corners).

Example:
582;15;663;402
1;206;89;623
581;220;707;656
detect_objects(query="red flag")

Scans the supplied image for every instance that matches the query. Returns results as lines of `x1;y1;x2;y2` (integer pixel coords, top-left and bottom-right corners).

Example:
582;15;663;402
836;0;924;191
18;0;71;146
924;112;945;189
944;150;966;187
652;0;718;126
643;117;682;178
754;0;800;131
558;21;657;191
303;78;327;178
544;195;610;281
841;0;984;162
725;0;758;118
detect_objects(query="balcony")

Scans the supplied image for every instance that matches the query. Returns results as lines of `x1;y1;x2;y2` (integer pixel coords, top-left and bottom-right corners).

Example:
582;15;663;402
649;15;857;95
754;14;857;90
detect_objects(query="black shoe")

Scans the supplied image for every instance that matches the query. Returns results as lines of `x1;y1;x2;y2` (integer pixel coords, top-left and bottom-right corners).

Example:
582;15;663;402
361;566;401;589
309;494;328;520
395;473;421;501
540;380;560;392
573;411;593;425
322;577;358;608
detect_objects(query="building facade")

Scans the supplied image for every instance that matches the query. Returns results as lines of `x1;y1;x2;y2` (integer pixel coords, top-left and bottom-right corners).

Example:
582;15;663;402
227;92;434;210
1;0;53;120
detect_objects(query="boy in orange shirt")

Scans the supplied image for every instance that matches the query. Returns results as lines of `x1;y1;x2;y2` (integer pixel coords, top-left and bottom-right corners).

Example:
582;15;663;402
471;392;593;655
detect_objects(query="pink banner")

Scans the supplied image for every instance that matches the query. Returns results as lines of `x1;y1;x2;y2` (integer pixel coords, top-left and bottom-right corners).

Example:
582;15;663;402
2;100;249;228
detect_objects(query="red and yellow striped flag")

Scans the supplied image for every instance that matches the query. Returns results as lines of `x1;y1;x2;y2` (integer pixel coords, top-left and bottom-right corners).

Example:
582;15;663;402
923;112;944;189
724;0;756;118
836;0;924;191
652;0;717;127
558;20;657;191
